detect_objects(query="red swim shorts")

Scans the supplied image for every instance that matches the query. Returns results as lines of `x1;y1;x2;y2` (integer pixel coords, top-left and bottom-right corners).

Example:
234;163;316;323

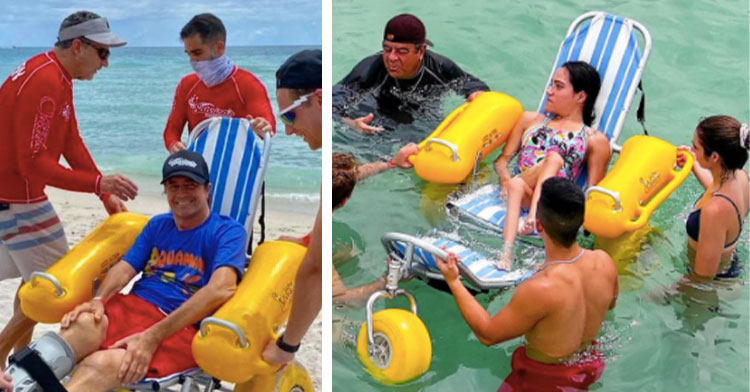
100;293;198;379
498;345;605;392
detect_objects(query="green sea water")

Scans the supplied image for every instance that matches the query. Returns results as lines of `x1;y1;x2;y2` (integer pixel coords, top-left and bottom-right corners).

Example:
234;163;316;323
333;0;749;391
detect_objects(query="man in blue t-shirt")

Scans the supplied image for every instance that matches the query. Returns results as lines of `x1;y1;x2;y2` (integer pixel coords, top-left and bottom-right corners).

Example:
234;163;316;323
7;151;246;391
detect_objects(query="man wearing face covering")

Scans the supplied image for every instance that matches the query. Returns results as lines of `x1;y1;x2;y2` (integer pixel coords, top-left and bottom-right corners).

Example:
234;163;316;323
163;13;276;152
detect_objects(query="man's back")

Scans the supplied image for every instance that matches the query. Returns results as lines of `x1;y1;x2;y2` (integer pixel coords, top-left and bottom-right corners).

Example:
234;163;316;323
520;249;618;362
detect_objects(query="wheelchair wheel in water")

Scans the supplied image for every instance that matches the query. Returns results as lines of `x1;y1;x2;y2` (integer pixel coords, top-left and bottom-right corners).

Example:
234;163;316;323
234;360;315;392
356;308;432;384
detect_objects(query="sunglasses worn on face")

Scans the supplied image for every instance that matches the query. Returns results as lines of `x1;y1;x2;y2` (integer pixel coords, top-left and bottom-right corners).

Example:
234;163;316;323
279;93;313;126
79;37;110;60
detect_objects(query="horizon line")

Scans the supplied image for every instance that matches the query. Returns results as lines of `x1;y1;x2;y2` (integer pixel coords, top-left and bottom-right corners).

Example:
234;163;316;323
0;44;321;48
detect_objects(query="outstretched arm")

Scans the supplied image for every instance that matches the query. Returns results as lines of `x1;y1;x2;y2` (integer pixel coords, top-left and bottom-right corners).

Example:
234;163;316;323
436;253;548;345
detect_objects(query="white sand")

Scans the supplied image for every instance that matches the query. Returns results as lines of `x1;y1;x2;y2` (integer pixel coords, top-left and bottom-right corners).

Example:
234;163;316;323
0;187;321;390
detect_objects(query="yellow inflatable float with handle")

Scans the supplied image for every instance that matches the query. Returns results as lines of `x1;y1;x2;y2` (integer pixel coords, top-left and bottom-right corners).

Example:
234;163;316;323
409;91;523;184
192;240;307;384
584;135;693;238
19;212;149;324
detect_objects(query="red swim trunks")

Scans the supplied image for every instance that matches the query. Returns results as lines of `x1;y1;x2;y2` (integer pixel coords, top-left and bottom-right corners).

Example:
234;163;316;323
498;345;605;392
100;293;198;378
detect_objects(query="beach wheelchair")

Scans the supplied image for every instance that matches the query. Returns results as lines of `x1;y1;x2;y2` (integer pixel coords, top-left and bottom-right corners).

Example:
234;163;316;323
357;11;693;385
14;117;315;391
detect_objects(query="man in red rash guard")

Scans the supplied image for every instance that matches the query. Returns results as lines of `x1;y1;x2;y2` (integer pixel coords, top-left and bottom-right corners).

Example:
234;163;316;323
0;11;138;367
163;13;276;153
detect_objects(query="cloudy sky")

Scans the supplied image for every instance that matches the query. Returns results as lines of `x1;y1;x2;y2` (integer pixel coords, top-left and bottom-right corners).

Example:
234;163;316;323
0;0;321;47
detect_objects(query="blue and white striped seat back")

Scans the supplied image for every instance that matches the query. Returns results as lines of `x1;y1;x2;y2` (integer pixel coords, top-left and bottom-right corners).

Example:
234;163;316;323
539;12;650;187
540;12;649;143
186;117;269;235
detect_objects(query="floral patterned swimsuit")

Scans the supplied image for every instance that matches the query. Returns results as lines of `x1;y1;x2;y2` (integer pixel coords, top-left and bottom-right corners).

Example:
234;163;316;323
517;117;588;180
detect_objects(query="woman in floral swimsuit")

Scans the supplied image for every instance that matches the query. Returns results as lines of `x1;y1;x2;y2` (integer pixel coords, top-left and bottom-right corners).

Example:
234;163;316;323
493;61;612;269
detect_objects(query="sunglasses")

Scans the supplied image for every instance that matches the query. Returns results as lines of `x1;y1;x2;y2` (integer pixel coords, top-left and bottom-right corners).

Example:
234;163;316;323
279;93;313;126
79;37;110;60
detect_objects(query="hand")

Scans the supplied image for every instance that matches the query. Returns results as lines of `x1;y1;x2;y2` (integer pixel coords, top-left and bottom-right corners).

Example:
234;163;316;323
0;370;12;392
250;116;274;138
102;194;127;215
60;299;105;329
676;145;693;168
467;90;484;102
262;339;294;369
391;143;419;168
435;251;460;283
519;217;536;236
110;331;160;385
168;141;187;153
347;113;384;133
100;174;138;201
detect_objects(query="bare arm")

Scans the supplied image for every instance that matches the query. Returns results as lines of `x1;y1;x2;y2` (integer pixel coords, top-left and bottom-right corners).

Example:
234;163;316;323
494;112;539;185
357;143;419;181
283;205;322;344
585;130;612;186
145;267;237;341
357;161;389;180
60;261;138;328
437;253;548;345
332;267;386;308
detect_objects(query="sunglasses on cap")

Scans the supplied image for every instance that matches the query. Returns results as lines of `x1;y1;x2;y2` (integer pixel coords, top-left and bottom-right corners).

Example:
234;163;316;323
79;37;110;60
279;93;313;126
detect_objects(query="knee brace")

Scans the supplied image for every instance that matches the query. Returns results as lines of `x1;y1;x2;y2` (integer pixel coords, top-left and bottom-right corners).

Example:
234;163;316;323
6;332;75;392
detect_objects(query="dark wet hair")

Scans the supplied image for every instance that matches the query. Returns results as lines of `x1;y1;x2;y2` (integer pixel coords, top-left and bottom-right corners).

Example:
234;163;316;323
536;177;584;247
562;61;601;126
333;153;358;209
696;115;749;173
180;13;226;44
55;11;101;48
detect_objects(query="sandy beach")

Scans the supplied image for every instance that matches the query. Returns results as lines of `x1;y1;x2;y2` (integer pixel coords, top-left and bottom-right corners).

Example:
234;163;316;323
0;187;321;390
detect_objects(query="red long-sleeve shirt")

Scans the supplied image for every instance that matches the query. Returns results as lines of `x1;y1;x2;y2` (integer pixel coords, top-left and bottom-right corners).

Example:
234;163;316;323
0;51;101;203
163;66;276;151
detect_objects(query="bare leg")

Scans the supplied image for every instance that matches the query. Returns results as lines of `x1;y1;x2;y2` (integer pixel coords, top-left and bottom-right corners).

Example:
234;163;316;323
499;177;532;270
66;349;127;392
520;152;564;235
0;282;36;368
58;311;109;363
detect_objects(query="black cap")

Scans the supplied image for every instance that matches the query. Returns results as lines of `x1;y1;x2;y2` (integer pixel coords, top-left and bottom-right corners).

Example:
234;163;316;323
276;49;322;89
161;150;210;185
384;14;433;46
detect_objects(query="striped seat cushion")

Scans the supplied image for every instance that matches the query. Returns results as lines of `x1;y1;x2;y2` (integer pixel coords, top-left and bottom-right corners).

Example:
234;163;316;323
391;236;534;289
447;184;540;239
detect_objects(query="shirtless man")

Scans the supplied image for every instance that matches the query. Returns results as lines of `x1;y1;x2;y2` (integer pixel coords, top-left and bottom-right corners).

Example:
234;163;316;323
437;177;618;390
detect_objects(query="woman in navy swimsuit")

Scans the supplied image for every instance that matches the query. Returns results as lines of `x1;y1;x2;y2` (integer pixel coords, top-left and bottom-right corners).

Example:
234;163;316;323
677;115;749;279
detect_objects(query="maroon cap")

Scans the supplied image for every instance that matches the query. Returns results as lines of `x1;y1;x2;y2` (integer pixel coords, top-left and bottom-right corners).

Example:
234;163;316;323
383;14;434;46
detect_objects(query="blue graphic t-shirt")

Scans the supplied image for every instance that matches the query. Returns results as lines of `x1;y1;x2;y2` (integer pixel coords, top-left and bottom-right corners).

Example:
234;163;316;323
123;212;247;313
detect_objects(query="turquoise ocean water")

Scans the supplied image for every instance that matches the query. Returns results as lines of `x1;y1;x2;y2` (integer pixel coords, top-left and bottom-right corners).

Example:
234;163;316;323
333;0;749;391
0;46;321;202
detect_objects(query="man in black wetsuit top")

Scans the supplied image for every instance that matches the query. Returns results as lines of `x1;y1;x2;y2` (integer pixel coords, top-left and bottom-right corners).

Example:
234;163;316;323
333;13;490;132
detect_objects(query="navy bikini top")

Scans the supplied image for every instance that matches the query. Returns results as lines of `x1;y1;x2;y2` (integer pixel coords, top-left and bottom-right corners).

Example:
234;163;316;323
686;192;743;248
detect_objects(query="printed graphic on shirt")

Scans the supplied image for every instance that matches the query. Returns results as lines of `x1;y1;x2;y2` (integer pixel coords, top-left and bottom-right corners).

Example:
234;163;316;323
31;96;55;157
60;103;70;121
188;95;235;118
10;62;25;82
143;247;206;295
